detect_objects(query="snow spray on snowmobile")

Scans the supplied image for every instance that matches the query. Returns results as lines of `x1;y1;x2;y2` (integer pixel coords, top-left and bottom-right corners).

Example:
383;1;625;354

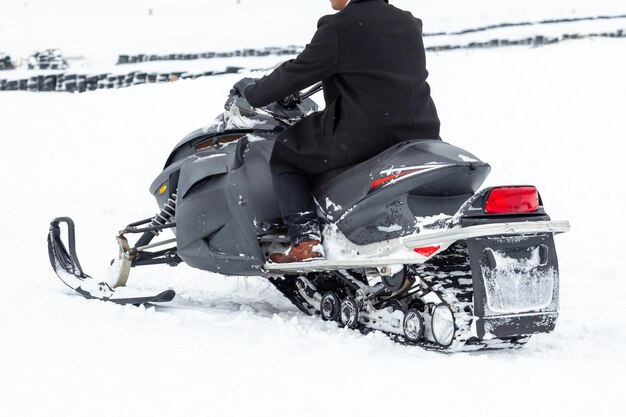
48;83;570;352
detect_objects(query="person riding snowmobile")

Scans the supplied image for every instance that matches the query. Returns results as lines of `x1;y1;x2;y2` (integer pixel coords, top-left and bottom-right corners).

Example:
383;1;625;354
46;0;571;349
232;0;440;263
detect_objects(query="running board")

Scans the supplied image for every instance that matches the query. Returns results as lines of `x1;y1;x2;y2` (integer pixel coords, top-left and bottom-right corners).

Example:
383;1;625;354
264;258;418;274
264;220;570;274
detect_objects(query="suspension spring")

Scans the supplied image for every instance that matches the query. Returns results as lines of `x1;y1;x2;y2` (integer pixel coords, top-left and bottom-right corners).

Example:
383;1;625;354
149;193;177;236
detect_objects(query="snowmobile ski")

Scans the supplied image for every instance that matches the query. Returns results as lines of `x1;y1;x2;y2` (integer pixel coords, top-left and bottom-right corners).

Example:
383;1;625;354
48;217;176;305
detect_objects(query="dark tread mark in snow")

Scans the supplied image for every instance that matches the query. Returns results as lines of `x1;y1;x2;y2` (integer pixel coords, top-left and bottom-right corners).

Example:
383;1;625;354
2;24;625;93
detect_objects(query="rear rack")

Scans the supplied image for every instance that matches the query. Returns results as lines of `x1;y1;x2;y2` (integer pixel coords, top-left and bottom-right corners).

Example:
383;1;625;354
402;220;570;249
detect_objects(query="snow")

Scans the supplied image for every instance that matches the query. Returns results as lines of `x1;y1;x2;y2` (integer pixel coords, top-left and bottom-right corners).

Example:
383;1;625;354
415;213;453;230
1;1;626;416
192;153;227;162
377;224;403;233
324;197;343;213
246;134;266;143
482;249;557;314
224;105;267;130
321;223;420;262
458;153;479;163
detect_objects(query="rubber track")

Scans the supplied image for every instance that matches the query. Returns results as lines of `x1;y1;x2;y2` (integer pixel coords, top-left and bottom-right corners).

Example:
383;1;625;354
269;276;316;316
409;242;530;352
268;243;529;352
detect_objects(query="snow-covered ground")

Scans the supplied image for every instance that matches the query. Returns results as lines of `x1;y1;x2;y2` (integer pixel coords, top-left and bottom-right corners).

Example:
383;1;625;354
1;0;625;65
1;1;626;416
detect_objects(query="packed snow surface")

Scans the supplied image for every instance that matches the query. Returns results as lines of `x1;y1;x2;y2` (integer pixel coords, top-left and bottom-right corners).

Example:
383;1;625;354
1;1;626;417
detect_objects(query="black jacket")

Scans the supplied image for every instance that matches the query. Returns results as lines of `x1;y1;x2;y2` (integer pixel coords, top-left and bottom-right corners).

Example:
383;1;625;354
247;0;440;174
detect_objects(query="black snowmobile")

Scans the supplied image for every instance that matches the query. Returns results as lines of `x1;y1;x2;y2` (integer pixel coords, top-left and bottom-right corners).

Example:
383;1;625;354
48;83;570;352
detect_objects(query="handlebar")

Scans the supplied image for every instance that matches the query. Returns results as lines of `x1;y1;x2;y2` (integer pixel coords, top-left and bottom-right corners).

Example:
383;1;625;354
231;78;323;106
300;82;323;100
278;82;323;109
226;80;323;120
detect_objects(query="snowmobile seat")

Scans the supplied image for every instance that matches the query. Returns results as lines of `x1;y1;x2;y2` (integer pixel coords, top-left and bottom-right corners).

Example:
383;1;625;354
310;140;427;197
312;139;487;199
311;139;490;225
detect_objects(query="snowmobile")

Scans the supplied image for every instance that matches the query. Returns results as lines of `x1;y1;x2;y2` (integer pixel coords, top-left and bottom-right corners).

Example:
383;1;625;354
48;83;570;352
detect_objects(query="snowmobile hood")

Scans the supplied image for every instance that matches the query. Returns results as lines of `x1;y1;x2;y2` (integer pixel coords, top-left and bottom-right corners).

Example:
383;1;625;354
164;102;286;170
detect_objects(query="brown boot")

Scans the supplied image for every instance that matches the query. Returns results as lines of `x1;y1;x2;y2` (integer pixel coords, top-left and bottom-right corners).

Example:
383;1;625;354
269;240;325;263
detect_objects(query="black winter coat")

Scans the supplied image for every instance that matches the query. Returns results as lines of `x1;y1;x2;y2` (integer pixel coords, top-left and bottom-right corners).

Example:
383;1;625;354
246;0;440;175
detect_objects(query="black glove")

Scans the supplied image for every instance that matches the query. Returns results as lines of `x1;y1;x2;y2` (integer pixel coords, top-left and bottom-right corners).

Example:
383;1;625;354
278;93;301;110
231;77;257;100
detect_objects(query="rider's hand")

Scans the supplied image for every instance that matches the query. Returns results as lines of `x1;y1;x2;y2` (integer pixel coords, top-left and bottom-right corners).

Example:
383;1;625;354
279;93;301;109
231;77;257;100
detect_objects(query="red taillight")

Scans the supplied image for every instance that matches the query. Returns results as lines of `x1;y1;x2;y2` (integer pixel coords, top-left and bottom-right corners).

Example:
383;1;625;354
484;186;539;214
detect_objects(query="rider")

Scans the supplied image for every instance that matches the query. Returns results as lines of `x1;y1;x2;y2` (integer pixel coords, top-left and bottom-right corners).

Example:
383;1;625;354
232;0;440;263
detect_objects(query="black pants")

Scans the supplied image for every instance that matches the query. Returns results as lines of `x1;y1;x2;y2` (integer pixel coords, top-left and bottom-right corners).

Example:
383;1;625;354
270;167;321;245
269;139;324;245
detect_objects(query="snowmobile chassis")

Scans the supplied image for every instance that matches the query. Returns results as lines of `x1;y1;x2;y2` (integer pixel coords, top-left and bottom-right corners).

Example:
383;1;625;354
47;84;570;351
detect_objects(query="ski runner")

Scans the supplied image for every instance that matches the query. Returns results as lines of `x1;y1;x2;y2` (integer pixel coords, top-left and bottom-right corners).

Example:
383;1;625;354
232;0;440;263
